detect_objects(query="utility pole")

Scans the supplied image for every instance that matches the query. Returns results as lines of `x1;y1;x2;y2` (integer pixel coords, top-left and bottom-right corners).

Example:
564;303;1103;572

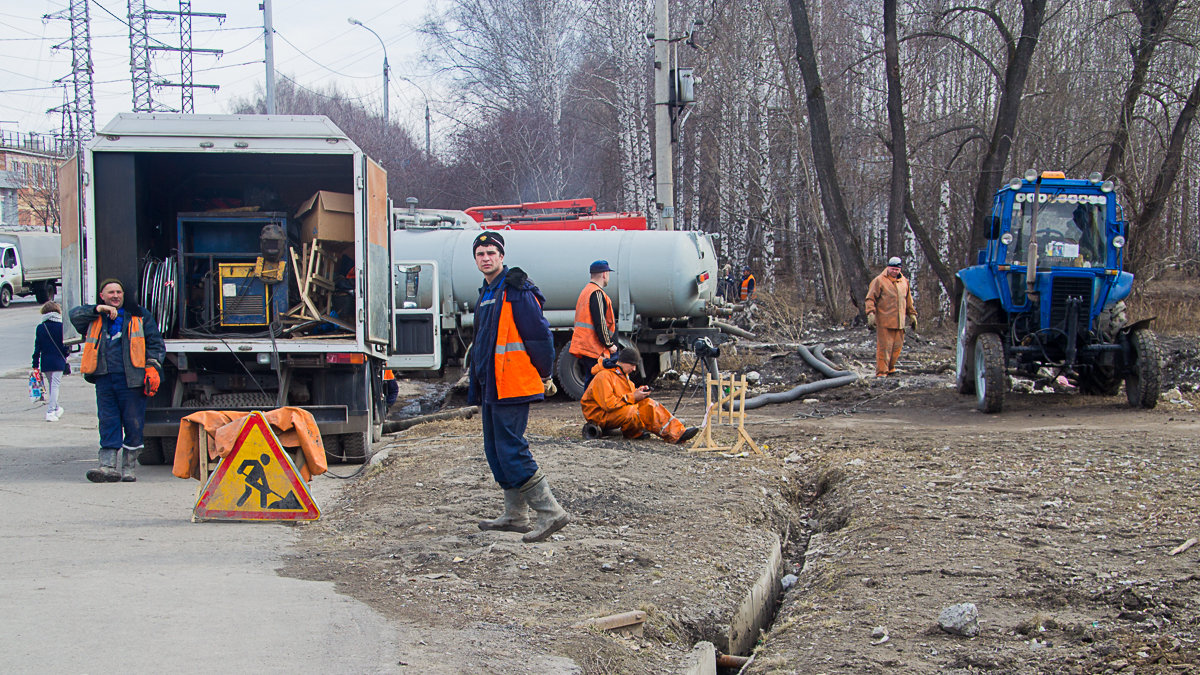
44;0;97;148
652;0;674;230
147;3;225;113
127;0;224;113
262;0;275;114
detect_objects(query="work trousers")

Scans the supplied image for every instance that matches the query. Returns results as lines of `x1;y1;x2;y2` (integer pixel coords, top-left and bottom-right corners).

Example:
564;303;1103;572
875;327;905;376
587;398;686;443
481;401;539;490
96;372;147;449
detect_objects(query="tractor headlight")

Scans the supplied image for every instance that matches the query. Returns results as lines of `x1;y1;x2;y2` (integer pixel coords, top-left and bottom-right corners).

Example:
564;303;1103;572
1008;177;1022;190
1000;232;1013;245
1101;180;1115;193
1112;235;1126;249
1088;172;1102;184
1024;169;1038;182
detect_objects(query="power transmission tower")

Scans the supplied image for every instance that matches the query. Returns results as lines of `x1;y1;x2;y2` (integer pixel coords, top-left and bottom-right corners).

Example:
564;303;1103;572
44;0;97;149
127;0;224;114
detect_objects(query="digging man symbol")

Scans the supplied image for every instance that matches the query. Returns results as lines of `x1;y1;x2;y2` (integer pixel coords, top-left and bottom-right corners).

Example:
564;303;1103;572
235;453;299;509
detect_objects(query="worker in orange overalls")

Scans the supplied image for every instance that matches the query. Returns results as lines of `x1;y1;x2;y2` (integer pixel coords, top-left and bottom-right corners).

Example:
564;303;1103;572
865;256;917;377
581;348;699;444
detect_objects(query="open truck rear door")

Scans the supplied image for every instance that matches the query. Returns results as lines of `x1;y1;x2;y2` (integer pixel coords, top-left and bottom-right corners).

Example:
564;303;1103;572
57;154;84;344
362;157;390;346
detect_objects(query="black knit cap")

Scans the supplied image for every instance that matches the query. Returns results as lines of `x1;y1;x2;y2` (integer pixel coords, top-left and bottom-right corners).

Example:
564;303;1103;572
472;231;505;255
617;347;640;365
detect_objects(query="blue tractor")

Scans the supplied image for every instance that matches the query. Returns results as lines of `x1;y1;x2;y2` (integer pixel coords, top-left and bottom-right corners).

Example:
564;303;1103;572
956;170;1161;413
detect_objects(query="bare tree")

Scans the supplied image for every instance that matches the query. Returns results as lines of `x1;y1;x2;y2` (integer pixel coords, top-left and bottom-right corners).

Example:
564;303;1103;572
786;0;871;313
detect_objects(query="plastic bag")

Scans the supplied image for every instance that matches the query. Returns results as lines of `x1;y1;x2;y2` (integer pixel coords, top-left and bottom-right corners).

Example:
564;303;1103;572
29;369;45;403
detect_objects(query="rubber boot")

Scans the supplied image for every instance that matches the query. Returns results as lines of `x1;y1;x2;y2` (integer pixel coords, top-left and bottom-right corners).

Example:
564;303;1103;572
86;448;121;483
519;470;571;543
120;445;142;482
478;488;532;533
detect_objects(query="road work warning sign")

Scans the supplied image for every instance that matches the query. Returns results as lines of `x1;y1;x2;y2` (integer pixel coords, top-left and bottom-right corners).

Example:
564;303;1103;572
193;412;321;522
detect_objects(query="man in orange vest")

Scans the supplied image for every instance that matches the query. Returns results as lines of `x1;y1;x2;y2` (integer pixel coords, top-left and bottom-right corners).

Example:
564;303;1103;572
69;278;165;483
865;256;918;377
582;348;699;444
740;266;756;301
468;232;570;543
569;260;618;382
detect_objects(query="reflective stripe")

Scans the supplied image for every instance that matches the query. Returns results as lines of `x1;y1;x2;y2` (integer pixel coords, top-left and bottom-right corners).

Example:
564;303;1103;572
479;298;496;307
574;321;593;329
495;341;527;355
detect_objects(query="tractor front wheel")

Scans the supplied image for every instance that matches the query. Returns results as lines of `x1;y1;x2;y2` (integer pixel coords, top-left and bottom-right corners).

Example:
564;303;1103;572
973;332;1005;414
1125;328;1161;409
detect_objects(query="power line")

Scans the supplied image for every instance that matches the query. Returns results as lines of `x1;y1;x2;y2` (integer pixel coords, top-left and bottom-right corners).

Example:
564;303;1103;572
272;30;374;79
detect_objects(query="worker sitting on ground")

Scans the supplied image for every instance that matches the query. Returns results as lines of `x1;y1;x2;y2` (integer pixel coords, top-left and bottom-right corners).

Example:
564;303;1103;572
581;348;700;445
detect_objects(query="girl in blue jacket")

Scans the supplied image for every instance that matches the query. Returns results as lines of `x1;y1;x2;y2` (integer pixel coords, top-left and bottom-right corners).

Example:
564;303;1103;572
32;301;68;421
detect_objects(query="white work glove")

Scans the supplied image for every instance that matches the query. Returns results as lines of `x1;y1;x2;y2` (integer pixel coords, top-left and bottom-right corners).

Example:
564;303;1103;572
543;378;558;397
866;313;876;329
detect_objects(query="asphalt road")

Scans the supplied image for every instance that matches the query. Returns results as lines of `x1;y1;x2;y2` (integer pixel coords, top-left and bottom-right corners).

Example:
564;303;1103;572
0;307;406;672
0;297;43;377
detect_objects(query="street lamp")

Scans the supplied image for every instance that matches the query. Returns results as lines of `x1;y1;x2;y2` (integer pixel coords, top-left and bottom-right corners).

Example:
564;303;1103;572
394;75;431;160
347;17;388;135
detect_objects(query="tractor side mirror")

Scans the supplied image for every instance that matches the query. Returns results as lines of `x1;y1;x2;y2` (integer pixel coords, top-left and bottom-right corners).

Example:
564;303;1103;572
987;215;1002;240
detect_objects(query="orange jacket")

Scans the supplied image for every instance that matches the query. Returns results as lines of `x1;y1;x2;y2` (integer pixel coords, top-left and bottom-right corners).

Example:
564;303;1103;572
569;281;616;359
865;270;915;330
172;407;329;481
81;314;146;374
581;360;639;419
740;274;756;300
494;289;545;399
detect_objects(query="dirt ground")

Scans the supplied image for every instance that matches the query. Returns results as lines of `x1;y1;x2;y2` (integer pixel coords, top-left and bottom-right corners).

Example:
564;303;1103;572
282;323;1200;674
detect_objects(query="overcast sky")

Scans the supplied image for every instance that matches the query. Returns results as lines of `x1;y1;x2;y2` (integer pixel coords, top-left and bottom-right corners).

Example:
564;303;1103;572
1;1;438;141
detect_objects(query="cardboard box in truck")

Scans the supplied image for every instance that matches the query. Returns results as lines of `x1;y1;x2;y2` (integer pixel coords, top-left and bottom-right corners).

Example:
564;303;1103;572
296;191;355;244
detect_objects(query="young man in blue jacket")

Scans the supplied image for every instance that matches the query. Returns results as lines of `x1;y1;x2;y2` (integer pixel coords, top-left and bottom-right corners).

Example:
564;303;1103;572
468;231;570;543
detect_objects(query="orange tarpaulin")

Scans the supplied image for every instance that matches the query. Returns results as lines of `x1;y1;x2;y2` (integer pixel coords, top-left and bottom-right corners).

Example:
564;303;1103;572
172;407;329;481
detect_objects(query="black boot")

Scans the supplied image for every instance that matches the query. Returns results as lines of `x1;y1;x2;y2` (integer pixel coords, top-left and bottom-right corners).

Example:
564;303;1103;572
86;448;121;483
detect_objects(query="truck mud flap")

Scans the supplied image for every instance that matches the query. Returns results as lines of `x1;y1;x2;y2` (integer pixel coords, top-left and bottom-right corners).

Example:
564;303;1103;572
145;405;348;435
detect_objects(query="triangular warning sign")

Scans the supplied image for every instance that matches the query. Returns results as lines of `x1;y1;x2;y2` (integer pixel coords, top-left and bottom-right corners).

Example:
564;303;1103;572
193;411;320;521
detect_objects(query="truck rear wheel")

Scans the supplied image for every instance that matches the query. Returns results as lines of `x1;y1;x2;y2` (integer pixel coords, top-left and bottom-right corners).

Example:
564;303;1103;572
139;437;165;465
555;350;590;401
1125;328;1161;409
973;332;1005;413
339;432;368;464
33;282;50;303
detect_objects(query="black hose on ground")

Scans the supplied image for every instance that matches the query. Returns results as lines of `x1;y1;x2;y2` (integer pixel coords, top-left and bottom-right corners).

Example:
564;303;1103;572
728;344;859;411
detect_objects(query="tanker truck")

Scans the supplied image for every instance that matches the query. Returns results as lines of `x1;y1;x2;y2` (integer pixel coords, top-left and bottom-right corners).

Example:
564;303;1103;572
387;206;729;399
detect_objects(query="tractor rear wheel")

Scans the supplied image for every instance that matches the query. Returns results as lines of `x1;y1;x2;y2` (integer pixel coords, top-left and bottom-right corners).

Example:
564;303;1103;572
957;293;1001;395
973;332;1005;413
1125;328;1161;409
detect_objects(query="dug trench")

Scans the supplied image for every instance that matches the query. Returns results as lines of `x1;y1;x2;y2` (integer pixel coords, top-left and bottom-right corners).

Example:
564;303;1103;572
280;327;1200;673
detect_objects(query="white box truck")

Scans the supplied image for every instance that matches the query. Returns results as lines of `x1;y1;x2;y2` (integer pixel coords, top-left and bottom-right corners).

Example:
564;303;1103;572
0;231;61;307
60;114;392;464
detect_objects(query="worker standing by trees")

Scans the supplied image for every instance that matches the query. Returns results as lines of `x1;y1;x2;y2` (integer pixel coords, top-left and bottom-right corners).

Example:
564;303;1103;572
865;257;917;377
569;260;619;384
468;232;571;543
740;267;756;301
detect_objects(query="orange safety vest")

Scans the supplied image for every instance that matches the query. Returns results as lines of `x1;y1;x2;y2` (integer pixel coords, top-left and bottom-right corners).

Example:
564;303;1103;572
81;314;146;375
569;281;615;359
493;289;544;399
740;274;756;301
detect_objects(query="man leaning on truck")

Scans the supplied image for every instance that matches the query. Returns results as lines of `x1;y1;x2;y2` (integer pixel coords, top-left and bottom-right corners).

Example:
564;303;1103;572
569;259;619;380
468;231;571;543
70;278;165;483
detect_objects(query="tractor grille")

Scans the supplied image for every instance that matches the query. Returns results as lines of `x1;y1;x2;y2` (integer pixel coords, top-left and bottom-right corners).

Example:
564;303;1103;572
1049;277;1092;331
